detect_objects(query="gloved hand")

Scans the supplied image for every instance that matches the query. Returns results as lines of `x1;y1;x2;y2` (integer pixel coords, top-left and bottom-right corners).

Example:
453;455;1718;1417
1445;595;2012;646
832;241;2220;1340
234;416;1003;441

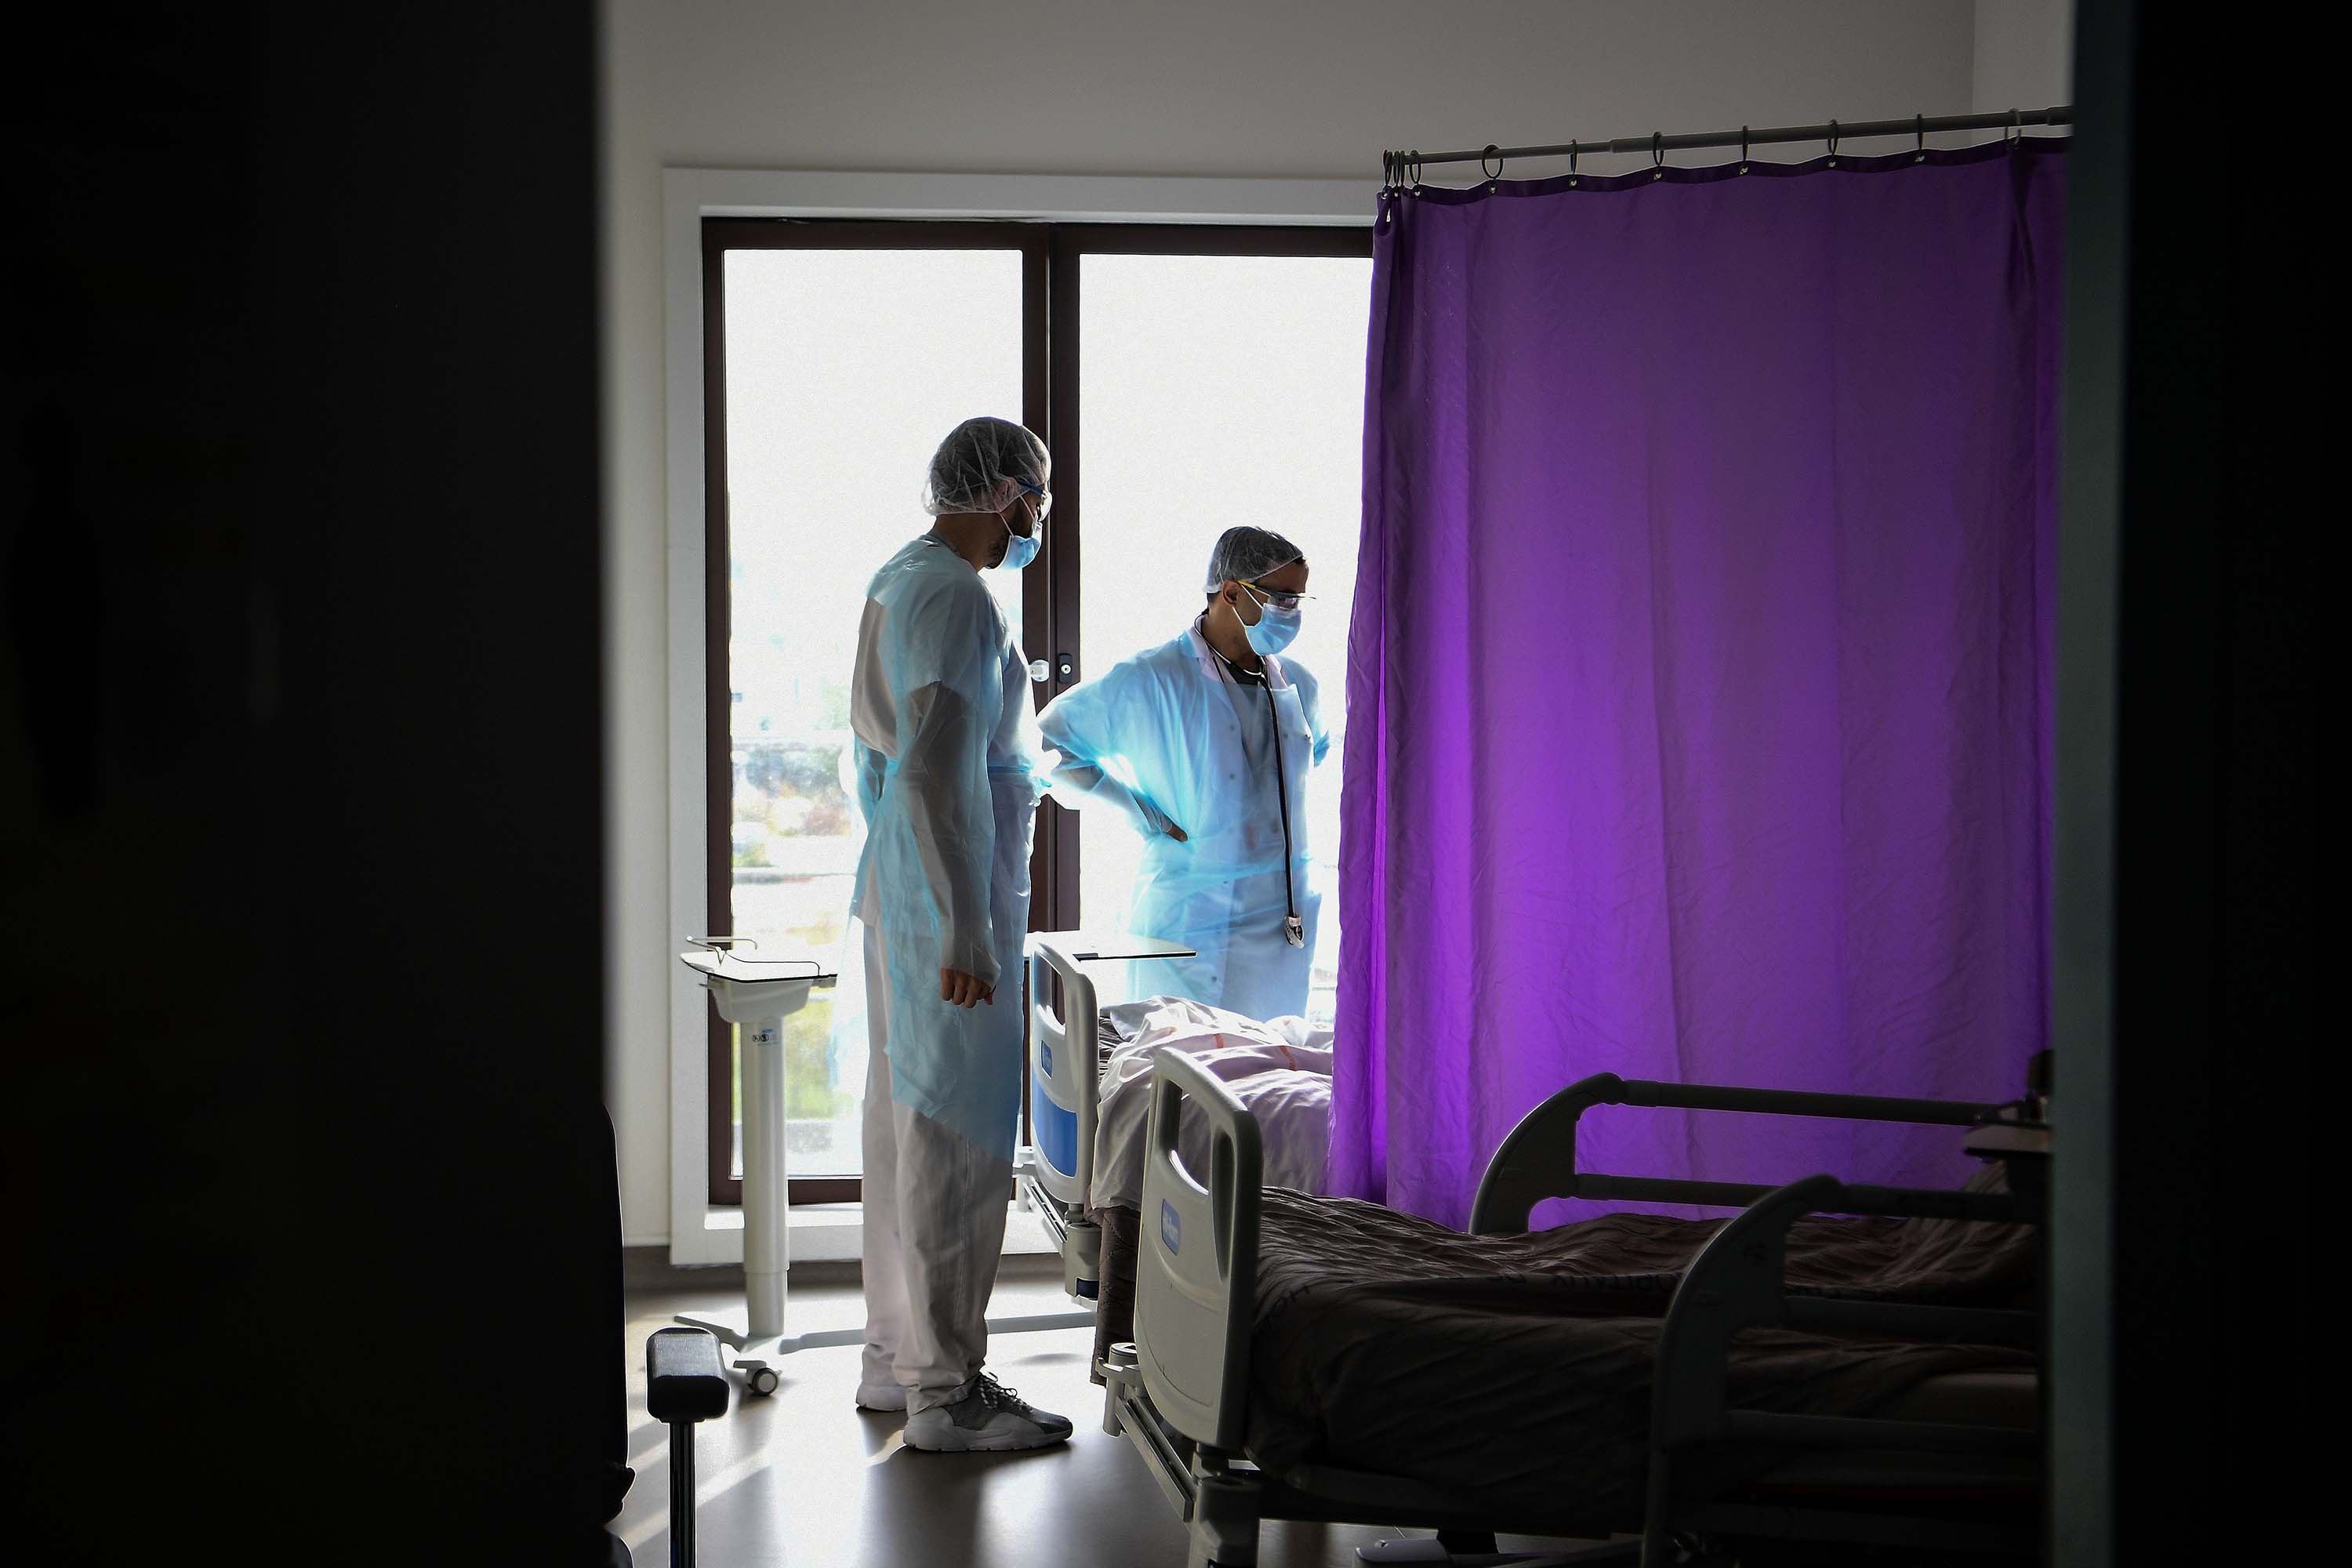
939;967;996;1008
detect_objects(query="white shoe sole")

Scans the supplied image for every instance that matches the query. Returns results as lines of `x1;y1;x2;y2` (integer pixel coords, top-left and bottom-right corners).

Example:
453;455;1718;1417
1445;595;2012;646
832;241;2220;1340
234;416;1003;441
902;1417;1073;1453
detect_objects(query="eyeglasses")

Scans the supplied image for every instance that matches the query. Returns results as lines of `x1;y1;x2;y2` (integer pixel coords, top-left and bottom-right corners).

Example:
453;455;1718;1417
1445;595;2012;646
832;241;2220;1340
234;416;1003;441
1014;481;1053;528
1243;579;1311;612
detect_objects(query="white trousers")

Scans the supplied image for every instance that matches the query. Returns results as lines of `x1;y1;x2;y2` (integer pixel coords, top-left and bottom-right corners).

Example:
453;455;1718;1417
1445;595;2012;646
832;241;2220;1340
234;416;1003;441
859;923;1011;1414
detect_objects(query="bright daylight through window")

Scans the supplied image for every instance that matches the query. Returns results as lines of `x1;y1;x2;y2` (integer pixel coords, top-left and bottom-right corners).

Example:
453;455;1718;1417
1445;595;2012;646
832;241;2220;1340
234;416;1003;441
721;247;1024;1181
716;235;1369;1185
1077;252;1371;1027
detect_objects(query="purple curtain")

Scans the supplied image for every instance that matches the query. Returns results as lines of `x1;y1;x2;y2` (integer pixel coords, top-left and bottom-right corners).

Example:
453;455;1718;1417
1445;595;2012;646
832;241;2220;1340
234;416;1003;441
1334;141;2066;1229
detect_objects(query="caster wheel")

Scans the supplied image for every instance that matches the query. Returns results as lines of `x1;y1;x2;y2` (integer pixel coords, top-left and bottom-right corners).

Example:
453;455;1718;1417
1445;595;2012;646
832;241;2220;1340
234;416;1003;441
746;1367;780;1396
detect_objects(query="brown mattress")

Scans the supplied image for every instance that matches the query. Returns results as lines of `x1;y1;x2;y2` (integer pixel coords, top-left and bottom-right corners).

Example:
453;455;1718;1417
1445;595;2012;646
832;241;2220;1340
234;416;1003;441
1238;1181;2037;1523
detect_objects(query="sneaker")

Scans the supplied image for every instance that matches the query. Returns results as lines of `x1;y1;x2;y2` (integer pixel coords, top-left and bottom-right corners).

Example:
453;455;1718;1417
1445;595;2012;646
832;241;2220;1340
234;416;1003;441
855;1381;909;1412
901;1374;1074;1453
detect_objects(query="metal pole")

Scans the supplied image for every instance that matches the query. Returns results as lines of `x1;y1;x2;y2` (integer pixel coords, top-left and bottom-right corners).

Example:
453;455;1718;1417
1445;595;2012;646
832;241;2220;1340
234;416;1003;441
739;1018;786;1341
667;1417;696;1568
1388;104;2070;174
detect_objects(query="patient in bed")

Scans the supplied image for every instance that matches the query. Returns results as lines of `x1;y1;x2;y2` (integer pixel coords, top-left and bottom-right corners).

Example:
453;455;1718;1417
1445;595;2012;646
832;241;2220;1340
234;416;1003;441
1091;995;1333;1209
1084;994;1336;1379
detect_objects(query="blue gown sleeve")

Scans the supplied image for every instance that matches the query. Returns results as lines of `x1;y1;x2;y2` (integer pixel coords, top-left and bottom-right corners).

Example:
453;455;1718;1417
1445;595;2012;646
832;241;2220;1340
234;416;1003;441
851;737;886;829
1037;663;1182;840
886;578;1004;985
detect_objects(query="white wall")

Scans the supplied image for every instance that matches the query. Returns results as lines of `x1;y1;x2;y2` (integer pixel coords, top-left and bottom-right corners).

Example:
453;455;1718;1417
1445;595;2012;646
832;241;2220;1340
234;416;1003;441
602;0;2068;1243
1973;0;2076;113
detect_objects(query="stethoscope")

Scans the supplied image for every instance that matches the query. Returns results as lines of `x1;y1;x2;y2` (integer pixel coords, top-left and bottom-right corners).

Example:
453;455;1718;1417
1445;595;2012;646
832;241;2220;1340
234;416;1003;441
1200;617;1308;949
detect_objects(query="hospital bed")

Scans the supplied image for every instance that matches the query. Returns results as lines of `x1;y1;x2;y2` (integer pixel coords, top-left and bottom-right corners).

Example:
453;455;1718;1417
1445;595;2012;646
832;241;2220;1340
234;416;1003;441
1019;933;1333;1367
1100;1058;2046;1568
1018;931;1196;1305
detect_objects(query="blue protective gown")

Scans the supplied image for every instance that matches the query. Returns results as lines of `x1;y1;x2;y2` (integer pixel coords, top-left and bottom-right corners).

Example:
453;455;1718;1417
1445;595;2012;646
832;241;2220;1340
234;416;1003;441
848;535;1045;1156
1038;625;1327;1019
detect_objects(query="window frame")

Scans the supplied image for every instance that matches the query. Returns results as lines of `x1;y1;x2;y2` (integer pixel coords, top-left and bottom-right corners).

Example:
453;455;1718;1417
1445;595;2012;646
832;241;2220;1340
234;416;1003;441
700;216;1371;1208
1037;223;1374;927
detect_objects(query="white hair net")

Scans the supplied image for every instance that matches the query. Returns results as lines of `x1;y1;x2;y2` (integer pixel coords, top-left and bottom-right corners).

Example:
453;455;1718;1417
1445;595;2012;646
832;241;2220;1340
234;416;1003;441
921;416;1051;517
1204;525;1305;591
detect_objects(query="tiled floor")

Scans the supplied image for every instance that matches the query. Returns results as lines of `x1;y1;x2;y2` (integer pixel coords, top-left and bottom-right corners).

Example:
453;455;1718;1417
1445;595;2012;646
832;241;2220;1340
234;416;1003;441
616;1258;1483;1567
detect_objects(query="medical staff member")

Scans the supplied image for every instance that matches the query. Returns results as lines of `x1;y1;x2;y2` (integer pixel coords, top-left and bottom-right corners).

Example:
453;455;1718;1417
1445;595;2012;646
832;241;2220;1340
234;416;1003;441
1039;526;1328;1020
848;416;1072;1453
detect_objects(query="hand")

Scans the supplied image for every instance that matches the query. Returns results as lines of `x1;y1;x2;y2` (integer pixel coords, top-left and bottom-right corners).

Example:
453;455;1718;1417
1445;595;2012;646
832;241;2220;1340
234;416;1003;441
939;967;995;1008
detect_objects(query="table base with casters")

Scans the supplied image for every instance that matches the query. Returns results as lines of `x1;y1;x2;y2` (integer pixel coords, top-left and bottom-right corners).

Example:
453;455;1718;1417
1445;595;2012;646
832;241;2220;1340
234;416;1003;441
675;939;843;1394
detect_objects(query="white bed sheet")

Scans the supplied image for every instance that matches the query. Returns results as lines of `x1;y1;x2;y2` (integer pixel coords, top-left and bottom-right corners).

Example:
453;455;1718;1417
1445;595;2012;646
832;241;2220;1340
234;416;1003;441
1089;996;1332;1211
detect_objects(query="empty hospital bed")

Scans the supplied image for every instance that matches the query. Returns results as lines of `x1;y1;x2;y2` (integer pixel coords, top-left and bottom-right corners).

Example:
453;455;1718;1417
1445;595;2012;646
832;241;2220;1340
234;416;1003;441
1101;1058;2047;1568
1019;933;1333;1374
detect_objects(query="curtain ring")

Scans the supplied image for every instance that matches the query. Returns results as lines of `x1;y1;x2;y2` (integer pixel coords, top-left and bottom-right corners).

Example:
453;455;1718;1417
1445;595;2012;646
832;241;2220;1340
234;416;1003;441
1915;113;1926;162
1740;125;1750;173
1652;130;1666;180
1480;143;1504;183
1568;141;1579;186
2007;107;2023;144
1826;118;1839;166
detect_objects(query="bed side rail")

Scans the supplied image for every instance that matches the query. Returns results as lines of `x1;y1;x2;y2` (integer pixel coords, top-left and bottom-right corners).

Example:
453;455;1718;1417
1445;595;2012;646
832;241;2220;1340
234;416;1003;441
1024;936;1102;1207
1132;1047;1262;1454
1639;1173;2040;1564
1468;1073;2008;1236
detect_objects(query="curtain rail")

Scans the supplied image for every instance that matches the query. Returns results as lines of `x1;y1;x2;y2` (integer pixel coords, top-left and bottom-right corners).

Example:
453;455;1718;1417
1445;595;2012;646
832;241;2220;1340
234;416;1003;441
1386;106;2071;177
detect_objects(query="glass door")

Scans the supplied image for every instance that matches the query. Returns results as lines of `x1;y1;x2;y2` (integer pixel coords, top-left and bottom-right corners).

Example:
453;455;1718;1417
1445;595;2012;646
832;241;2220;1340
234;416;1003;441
1059;234;1373;1027
706;224;1041;1199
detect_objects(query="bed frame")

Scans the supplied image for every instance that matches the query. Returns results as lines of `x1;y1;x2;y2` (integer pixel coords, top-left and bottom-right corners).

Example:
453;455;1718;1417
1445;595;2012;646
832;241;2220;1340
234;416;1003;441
1016;931;1196;1305
1100;1058;2045;1568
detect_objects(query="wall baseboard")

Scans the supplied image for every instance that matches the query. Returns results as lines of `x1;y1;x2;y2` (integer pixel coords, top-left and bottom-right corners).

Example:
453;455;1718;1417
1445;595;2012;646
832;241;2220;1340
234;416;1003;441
622;1246;1062;1295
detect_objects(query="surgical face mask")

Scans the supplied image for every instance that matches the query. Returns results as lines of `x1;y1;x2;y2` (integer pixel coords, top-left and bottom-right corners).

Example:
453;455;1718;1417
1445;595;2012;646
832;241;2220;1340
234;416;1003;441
996;493;1044;571
1240;583;1303;656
